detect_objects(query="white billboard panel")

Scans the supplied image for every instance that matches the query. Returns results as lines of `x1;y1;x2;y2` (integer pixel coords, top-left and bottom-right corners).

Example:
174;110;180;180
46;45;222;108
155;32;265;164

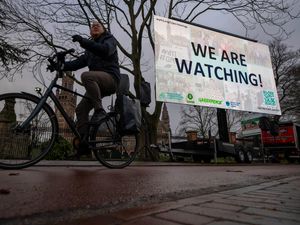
154;16;281;115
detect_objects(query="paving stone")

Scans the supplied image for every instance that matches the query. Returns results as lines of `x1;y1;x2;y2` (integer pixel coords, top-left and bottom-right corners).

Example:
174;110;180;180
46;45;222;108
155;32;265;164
237;193;300;206
111;202;179;221
221;177;300;196
175;196;212;206
122;216;181;225
238;193;279;200
247;191;281;197
214;198;300;214
252;194;300;203
176;193;232;206
221;186;264;195
264;199;300;208
242;207;300;222
248;191;300;201
252;190;292;196
179;205;300;225
207;221;247;225
55;214;123;225
203;193;232;199
225;196;268;203
281;199;300;205
266;188;294;194
155;209;215;225
199;202;244;212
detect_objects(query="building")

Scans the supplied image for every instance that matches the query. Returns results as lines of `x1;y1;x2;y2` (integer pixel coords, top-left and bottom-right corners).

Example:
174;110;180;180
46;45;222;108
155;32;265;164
157;103;171;145
55;72;77;141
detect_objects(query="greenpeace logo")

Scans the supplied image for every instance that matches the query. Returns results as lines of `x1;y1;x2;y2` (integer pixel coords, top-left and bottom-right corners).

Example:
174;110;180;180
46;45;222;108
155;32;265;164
199;98;222;105
186;93;195;103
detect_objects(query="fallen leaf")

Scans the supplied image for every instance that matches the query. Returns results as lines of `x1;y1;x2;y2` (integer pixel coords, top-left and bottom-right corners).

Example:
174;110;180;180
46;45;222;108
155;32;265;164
9;173;19;176
226;170;243;172
0;189;10;195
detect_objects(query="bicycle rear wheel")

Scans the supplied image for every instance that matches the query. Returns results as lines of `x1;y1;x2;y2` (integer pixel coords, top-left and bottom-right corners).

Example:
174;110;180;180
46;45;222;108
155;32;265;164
0;93;58;169
90;115;140;169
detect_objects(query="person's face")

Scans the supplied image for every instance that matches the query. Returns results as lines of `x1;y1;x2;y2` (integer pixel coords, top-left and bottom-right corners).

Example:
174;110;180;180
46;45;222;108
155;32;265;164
90;22;104;39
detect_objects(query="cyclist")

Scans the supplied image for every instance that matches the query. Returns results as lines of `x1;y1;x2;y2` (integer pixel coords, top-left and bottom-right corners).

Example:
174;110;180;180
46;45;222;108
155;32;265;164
63;21;120;156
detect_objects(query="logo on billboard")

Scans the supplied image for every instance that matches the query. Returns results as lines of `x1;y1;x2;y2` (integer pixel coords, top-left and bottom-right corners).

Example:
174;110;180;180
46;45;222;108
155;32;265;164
199;98;222;105
160;92;184;101
263;91;276;106
186;93;195;103
226;101;240;108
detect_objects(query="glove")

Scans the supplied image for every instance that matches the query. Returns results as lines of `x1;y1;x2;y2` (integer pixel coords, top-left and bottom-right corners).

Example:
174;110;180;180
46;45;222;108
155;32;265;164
72;35;83;43
47;61;63;72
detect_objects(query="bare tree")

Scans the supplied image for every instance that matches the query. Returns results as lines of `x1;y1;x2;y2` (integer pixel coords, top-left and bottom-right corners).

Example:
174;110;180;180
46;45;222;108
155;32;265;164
177;106;217;138
0;0;27;74
226;110;247;133
168;0;299;38
178;106;246;138
269;39;300;120
2;0;299;147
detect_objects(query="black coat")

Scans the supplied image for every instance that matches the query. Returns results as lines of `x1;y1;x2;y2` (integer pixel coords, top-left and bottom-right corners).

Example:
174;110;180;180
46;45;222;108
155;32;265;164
64;32;120;83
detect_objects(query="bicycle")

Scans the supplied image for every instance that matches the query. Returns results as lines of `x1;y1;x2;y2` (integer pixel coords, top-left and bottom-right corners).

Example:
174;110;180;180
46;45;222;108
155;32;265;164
0;49;140;169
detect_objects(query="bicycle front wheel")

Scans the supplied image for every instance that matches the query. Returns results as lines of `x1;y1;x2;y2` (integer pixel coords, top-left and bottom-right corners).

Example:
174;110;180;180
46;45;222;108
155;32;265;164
90;116;140;169
0;93;58;169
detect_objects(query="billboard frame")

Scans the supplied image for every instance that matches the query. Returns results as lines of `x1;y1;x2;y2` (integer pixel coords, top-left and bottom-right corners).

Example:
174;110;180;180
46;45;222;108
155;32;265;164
154;15;281;116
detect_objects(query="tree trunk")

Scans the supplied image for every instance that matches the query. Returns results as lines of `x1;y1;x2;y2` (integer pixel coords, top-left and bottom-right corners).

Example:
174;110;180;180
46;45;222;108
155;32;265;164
137;101;163;161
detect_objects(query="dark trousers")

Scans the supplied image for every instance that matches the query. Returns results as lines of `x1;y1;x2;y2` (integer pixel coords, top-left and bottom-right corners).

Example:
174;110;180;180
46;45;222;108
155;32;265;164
76;71;117;135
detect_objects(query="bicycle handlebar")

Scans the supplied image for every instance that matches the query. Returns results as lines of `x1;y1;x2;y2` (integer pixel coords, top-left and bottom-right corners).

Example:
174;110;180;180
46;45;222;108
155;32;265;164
47;49;75;74
57;48;75;57
48;48;75;63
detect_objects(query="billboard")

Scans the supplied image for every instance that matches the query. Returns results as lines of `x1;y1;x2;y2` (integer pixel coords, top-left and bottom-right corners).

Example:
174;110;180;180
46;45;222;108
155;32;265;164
154;16;281;115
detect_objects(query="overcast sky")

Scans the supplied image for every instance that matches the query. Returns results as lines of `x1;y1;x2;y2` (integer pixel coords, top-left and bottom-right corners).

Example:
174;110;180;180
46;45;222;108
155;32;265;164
0;2;299;134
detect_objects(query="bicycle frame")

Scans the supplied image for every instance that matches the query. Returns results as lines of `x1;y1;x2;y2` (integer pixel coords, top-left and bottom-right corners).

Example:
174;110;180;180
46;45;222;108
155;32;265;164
17;48;121;146
18;72;86;139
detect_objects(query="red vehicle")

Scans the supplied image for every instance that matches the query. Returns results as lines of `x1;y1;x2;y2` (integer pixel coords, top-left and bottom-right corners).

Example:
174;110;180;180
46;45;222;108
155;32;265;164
241;119;300;162
261;122;300;162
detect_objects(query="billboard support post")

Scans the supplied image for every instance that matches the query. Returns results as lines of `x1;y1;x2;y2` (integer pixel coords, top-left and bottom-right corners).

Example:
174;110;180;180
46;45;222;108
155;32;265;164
217;108;229;142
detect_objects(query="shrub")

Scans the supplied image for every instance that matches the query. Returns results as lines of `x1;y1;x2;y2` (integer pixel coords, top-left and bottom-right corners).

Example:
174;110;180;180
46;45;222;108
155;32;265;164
44;136;74;160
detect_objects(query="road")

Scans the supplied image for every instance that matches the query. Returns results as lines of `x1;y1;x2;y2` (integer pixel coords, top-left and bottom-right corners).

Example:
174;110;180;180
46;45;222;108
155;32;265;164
0;162;299;225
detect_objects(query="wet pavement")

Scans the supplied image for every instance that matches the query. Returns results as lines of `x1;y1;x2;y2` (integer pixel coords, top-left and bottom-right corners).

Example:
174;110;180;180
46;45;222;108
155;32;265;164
0;162;299;225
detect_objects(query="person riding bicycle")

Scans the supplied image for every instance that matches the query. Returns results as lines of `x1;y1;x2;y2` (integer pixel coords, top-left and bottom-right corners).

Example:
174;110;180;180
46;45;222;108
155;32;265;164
63;21;120;156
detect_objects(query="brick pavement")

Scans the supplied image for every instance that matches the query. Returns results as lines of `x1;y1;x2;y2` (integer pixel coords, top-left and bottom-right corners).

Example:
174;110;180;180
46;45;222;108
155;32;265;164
58;176;300;225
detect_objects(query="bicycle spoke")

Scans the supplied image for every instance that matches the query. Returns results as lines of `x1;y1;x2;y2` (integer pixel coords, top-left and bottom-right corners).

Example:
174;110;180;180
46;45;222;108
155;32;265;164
0;93;57;169
90;117;140;168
